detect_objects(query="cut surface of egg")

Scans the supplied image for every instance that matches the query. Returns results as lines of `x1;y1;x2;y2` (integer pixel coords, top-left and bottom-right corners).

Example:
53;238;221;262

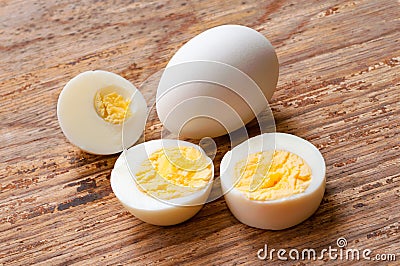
220;133;326;230
156;25;279;139
234;150;312;201
57;70;147;155
111;139;214;226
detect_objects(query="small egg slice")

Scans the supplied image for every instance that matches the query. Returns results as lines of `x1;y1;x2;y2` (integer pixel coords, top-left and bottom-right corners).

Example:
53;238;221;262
220;133;326;230
111;139;214;226
57;70;147;155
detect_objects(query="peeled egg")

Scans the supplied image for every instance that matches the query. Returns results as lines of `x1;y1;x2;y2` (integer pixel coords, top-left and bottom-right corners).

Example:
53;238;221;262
57;70;147;155
156;25;279;139
111;139;214;226
220;133;326;230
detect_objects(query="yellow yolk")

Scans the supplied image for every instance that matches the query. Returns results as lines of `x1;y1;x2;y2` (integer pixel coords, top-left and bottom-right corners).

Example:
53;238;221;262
135;146;212;199
235;150;312;200
94;89;131;124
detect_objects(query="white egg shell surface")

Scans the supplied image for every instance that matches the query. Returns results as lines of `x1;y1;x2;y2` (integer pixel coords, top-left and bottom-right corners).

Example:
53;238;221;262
111;139;214;226
57;70;147;155
156;25;279;138
220;133;326;230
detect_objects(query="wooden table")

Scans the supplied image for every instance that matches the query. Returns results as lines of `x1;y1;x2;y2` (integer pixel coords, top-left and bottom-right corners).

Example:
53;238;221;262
1;0;399;265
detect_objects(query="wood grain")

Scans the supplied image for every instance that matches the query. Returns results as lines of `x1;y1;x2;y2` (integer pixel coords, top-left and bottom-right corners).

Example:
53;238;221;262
0;0;399;265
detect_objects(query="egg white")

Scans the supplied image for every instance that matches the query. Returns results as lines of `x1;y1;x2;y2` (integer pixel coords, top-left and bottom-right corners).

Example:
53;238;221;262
220;133;326;230
111;139;214;226
57;70;147;155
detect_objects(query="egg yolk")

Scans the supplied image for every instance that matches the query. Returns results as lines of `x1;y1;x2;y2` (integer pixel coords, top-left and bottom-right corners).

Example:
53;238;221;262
135;146;212;199
235;150;311;200
94;88;131;124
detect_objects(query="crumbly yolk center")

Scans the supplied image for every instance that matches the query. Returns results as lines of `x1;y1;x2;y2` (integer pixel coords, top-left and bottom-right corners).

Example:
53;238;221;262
94;88;131;124
235;150;312;200
135;146;212;199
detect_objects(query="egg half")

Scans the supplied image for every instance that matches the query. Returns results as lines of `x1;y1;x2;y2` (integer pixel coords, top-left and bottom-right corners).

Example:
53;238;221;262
57;70;147;155
111;139;214;226
220;133;326;230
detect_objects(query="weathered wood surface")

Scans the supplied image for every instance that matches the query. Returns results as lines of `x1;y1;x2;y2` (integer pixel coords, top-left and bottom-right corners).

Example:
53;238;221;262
0;0;399;265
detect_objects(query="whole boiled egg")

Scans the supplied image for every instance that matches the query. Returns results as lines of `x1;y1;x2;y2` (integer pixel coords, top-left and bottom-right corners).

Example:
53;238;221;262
57;70;147;155
220;133;326;230
111;139;214;226
156;25;279;139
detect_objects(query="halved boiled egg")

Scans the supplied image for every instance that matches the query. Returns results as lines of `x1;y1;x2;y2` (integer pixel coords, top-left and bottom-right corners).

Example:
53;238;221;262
57;70;147;155
111;139;214;226
220;133;326;230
